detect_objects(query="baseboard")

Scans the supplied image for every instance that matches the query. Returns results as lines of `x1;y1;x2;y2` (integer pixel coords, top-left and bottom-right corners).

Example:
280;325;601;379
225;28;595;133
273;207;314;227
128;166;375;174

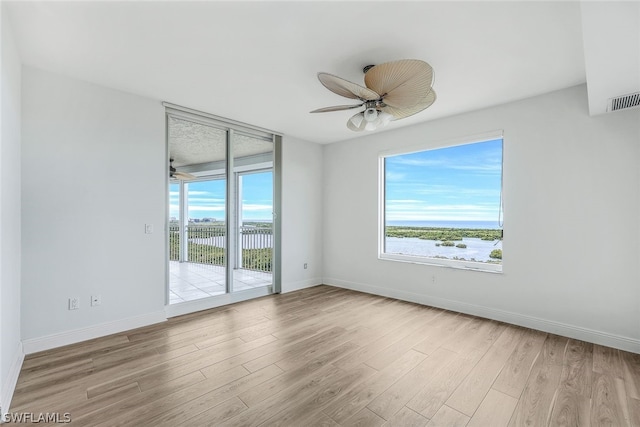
324;278;640;354
0;343;24;419
165;286;273;318
21;311;167;355
165;281;321;317
282;278;322;293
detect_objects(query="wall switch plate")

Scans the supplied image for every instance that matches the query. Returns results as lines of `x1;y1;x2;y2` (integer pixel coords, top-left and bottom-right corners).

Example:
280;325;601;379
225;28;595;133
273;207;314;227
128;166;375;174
69;297;79;310
91;295;101;307
145;224;153;234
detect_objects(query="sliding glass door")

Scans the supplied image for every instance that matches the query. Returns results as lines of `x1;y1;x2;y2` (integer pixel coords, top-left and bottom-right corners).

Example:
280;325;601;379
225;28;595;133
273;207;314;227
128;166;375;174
166;106;278;310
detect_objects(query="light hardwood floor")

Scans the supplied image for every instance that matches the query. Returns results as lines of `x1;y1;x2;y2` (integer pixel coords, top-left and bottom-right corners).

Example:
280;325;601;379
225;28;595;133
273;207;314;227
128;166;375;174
10;285;640;426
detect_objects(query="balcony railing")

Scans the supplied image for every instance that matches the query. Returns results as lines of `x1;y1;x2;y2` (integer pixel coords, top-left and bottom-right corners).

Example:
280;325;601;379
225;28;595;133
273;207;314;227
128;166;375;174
169;223;272;273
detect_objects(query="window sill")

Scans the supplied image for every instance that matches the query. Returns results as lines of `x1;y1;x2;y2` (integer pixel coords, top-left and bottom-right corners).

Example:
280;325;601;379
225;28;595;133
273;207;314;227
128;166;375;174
379;253;503;274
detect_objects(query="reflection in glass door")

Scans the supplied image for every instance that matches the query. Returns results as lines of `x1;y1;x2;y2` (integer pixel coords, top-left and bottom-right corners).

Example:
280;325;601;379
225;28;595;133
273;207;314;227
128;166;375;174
234;170;273;292
230;133;274;293
167;109;276;308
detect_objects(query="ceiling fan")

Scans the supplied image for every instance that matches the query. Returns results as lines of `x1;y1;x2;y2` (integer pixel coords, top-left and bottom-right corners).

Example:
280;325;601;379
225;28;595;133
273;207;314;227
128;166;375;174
311;59;436;132
169;159;196;181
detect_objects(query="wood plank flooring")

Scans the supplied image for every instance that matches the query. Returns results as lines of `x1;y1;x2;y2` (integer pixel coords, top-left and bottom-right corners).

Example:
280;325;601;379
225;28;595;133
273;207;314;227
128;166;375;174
10;285;640;426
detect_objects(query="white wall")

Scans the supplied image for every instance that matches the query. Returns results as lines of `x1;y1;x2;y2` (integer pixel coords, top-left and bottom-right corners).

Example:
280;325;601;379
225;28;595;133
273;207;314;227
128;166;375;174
323;84;640;353
281;135;324;292
21;67;167;350
20;67;326;351
0;4;23;415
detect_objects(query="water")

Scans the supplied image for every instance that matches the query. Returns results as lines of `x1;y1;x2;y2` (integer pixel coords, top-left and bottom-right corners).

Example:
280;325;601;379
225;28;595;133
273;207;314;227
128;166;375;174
386;220;502;229
386;237;502;263
385;220;503;263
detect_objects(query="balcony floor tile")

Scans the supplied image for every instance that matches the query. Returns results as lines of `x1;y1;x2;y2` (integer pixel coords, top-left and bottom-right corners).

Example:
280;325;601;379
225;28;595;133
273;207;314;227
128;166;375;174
169;261;271;304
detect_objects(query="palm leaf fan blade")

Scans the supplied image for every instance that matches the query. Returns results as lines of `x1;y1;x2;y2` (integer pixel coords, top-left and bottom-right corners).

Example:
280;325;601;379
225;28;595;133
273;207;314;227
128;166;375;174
364;59;434;109
381;89;437;120
317;73;380;101
310;104;363;113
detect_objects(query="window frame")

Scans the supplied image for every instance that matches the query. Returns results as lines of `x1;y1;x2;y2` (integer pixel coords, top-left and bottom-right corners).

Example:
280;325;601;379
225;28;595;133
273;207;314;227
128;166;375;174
378;131;504;273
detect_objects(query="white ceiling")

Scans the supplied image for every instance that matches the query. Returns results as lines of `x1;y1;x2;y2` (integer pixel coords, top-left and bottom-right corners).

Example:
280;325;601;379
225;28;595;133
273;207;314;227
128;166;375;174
6;1;637;144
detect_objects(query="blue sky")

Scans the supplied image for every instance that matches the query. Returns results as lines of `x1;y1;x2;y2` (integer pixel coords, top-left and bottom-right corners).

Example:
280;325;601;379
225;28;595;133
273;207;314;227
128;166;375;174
385;138;503;222
169;171;273;221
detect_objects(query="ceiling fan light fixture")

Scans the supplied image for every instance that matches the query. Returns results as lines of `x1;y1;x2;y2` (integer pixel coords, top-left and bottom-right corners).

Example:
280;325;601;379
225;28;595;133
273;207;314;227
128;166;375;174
366;110;393;131
377;111;393;127
347;109;394;132
347;112;366;132
363;107;378;122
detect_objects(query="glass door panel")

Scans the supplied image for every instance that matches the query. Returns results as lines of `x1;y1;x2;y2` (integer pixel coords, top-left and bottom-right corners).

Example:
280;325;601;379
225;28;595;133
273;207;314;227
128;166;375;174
168;116;227;304
232;134;274;292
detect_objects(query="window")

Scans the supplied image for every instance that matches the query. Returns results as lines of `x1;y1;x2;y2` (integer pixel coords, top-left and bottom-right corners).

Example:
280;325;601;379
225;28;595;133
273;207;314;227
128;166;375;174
379;135;503;272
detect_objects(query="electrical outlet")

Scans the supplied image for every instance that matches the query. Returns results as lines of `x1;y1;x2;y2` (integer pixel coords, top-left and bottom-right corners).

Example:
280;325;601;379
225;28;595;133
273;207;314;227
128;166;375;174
91;295;101;307
145;224;153;234
304;263;308;269
69;297;80;310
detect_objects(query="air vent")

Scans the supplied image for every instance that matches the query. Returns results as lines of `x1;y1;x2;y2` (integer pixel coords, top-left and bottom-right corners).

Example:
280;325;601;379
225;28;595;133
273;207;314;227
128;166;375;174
607;92;640;112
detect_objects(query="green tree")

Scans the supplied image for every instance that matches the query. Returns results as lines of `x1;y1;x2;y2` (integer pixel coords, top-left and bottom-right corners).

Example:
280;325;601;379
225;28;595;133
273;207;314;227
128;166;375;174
490;249;502;259
386;226;501;242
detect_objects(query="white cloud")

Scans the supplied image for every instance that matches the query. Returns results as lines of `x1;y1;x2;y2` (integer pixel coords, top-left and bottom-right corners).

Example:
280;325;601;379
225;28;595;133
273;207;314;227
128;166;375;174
188;197;226;203
385;171;407;181
187;190;214;196
389;157;444;167
386;199;424;204
188;206;226;212
385;201;500;221
448;163;501;173
242;204;272;211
